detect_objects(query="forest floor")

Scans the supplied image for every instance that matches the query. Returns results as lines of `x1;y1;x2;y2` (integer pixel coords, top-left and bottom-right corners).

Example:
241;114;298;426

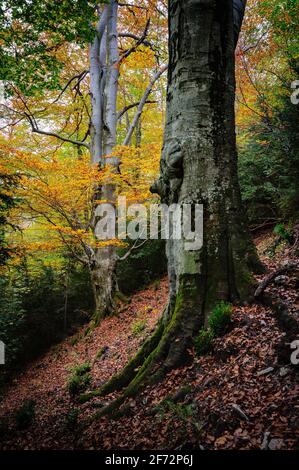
0;233;298;450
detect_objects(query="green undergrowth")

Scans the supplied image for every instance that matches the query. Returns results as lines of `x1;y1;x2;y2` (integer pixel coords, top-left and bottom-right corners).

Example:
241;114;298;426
67;362;91;396
194;302;232;356
131;318;147;337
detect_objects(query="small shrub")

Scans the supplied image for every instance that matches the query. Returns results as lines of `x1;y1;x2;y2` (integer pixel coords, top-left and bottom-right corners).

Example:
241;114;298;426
194;328;214;356
156;399;202;434
208;301;232;336
95;346;107;360
67;362;91;396
15;400;35;430
65;408;79;430
273;224;292;244
68;373;91;396
131;319;147;337
70;362;91;376
160;400;194;419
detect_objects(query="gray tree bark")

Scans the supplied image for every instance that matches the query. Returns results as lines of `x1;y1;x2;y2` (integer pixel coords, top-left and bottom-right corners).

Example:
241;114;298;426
149;0;263;369
89;2;167;321
89;1;119;322
89;6;108;164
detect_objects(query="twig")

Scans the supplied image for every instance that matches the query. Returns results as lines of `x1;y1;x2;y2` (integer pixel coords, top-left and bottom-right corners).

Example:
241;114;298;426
117;237;149;262
117;100;156;120
119;18;151;63
25;112;89;149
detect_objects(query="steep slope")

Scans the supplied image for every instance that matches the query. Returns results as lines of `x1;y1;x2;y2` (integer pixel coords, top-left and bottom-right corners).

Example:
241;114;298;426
0;236;298;450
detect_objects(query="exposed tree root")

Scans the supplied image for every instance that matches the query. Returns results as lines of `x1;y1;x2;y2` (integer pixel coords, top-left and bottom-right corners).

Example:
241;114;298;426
254;261;299;298
79;317;166;403
258;289;299;369
81;264;262;420
83;276;206;418
84;331;168;419
260;292;298;334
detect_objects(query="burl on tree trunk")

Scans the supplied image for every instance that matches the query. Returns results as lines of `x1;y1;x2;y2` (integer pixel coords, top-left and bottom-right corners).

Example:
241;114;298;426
83;0;263;408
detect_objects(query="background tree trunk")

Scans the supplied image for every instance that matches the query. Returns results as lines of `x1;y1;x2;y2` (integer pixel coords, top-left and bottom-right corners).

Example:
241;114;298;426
89;1;119;322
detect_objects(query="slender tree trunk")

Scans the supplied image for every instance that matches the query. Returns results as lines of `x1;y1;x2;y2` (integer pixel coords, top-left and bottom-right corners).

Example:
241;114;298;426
89;35;102;164
94;0;264;402
135;116;141;147
89;0;120;322
89;7;108;164
88;1;166;320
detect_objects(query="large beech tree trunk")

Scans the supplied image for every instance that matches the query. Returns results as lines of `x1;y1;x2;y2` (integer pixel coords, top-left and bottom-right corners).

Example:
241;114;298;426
151;0;263;368
90;0;264;405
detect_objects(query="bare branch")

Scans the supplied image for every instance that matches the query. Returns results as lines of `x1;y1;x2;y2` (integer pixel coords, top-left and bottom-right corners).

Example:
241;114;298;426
240;29;269;54
47;70;88;109
119;18;151;63
25;112;89;149
117;100;156;120
123;64;168;145
118;32;153;49
117;237;148;262
31;124;90;149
